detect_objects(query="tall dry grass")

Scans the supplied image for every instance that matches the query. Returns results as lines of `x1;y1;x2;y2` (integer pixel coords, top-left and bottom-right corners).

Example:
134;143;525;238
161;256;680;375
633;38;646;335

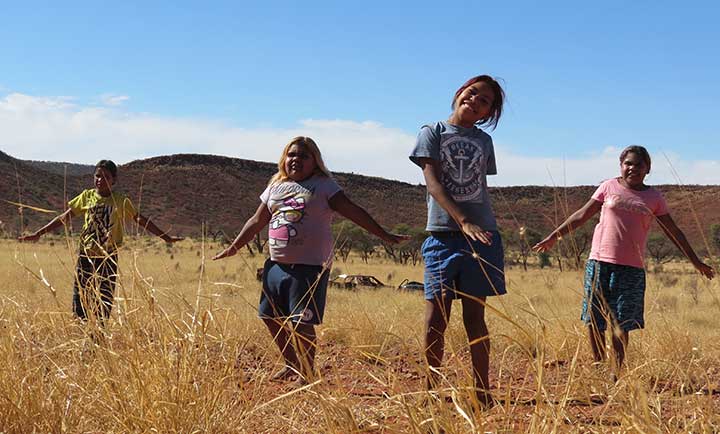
2;237;719;433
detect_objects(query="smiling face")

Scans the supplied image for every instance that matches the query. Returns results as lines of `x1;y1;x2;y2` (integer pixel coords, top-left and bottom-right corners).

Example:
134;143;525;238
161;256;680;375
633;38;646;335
450;81;495;128
94;167;115;196
619;151;650;189
284;143;317;182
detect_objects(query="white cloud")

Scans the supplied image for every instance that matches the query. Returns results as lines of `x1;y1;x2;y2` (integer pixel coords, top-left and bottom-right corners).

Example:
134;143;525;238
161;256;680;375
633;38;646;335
1;92;718;186
99;94;130;106
493;147;720;186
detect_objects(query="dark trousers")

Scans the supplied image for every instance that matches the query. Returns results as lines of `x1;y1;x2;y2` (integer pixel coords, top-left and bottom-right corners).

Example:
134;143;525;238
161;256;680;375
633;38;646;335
72;253;118;322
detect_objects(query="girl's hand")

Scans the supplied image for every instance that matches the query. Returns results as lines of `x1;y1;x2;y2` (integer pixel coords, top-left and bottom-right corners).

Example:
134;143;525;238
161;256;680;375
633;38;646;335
460;222;492;245
18;233;41;243
382;233;411;244
212;246;238;261
533;236;556;252
695;262;715;279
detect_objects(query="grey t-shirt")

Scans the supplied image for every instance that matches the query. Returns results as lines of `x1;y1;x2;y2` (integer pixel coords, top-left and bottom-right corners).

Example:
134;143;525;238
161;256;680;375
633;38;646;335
409;121;498;232
260;175;342;266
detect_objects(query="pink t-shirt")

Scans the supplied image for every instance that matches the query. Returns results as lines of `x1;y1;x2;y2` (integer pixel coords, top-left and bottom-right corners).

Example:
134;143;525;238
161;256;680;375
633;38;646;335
589;178;669;269
260;175;342;266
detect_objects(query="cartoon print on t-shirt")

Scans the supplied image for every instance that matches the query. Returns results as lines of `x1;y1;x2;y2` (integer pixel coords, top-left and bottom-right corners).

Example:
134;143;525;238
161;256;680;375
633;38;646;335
268;197;306;248
80;203;113;250
439;135;487;202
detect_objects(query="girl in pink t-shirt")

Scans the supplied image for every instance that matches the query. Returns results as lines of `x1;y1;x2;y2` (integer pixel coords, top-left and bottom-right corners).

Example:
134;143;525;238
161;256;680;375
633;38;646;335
534;146;714;377
213;136;406;384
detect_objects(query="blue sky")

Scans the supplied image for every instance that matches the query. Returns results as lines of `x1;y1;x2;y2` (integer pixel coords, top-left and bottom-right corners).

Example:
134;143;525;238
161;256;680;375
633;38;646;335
1;1;719;185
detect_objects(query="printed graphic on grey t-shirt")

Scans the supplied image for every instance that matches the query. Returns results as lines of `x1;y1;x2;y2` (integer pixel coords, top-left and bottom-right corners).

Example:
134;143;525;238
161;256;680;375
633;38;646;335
439;135;486;202
268;183;314;248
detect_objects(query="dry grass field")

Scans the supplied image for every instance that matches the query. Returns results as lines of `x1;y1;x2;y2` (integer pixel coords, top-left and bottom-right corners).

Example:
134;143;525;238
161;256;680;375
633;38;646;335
2;237;719;433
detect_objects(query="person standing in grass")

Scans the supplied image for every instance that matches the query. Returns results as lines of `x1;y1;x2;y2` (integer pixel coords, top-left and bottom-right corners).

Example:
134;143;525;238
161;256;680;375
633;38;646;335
410;75;508;407
214;136;406;384
18;160;183;323
533;146;714;378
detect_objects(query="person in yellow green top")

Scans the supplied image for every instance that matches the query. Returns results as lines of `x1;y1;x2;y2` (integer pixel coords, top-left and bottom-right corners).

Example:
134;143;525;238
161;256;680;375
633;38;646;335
18;160;183;322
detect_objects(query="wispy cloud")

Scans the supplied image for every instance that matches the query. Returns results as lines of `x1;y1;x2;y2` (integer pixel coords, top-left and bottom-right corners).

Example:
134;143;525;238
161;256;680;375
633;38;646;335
99;94;130;106
1;92;717;186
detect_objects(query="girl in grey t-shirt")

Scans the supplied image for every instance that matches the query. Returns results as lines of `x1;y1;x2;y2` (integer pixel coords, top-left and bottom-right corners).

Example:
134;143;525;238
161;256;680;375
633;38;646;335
409;75;507;407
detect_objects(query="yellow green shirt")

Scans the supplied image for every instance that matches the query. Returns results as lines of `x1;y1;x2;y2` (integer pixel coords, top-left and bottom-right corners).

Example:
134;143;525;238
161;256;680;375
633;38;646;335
68;189;137;256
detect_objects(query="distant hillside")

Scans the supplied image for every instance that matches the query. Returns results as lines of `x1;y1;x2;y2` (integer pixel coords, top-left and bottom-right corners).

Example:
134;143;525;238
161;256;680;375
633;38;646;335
1;150;719;252
24;160;95;177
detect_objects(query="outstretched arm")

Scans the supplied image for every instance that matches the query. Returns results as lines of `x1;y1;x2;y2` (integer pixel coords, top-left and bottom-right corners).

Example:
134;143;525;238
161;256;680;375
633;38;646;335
533;198;603;252
134;213;184;243
213;202;272;260
656;214;715;279
328;192;408;244
18;208;74;242
418;158;492;244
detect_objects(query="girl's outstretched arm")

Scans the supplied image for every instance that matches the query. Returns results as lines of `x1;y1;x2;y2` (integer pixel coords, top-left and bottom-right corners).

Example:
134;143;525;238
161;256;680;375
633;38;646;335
656;214;715;279
328;192;408;244
417;158;492;244
134;213;184;243
533;198;602;252
18;208;74;242
213;203;272;260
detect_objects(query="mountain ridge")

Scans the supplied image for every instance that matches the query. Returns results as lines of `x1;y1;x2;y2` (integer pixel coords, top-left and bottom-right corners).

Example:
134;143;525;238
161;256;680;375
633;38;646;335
1;150;718;252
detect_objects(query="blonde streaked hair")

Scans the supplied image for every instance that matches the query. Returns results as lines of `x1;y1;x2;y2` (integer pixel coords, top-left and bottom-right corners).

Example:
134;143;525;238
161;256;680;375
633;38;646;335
268;136;332;185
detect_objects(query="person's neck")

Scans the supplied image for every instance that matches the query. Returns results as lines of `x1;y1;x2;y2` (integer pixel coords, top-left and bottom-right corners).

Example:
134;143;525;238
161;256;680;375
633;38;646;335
447;114;474;129
617;177;647;191
96;188;112;197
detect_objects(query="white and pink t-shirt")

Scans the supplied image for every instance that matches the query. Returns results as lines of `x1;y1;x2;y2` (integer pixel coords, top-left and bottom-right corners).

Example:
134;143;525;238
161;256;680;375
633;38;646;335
589;178;669;269
260;176;342;266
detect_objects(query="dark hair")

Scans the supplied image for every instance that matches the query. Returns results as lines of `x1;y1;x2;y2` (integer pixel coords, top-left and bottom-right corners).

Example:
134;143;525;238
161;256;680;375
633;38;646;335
95;160;118;178
619;146;651;173
452;75;505;130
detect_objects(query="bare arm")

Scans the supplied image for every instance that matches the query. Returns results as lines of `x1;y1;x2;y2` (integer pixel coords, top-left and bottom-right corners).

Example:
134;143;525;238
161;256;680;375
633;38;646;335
213;202;272;260
533;198;603;252
656;214;715;279
134;213;184;243
418;158;491;244
18;208;74;242
328;191;408;244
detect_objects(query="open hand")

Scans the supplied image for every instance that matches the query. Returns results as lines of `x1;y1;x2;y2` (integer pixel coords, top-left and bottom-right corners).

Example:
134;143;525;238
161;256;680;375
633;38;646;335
460;222;492;245
382;233;411;244
695;262;715;280
212;246;238;261
533;236;557;253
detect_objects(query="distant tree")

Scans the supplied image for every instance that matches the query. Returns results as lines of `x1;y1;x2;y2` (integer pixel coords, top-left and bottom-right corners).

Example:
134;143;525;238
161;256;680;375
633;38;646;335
351;228;377;263
711;224;720;253
331;221;379;263
498;227;517;266
538;251;551;268
556;225;593;270
506;226;542;271
382;223;409;262
646;232;675;265
247;232;268;257
398;226;426;266
332;220;354;262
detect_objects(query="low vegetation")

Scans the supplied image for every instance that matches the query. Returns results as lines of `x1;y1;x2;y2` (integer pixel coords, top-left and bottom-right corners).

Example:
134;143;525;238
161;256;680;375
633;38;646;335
2;237;719;433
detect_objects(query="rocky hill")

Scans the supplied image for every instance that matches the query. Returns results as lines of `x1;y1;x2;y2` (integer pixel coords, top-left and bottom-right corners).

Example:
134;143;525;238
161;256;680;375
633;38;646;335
1;150;718;252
